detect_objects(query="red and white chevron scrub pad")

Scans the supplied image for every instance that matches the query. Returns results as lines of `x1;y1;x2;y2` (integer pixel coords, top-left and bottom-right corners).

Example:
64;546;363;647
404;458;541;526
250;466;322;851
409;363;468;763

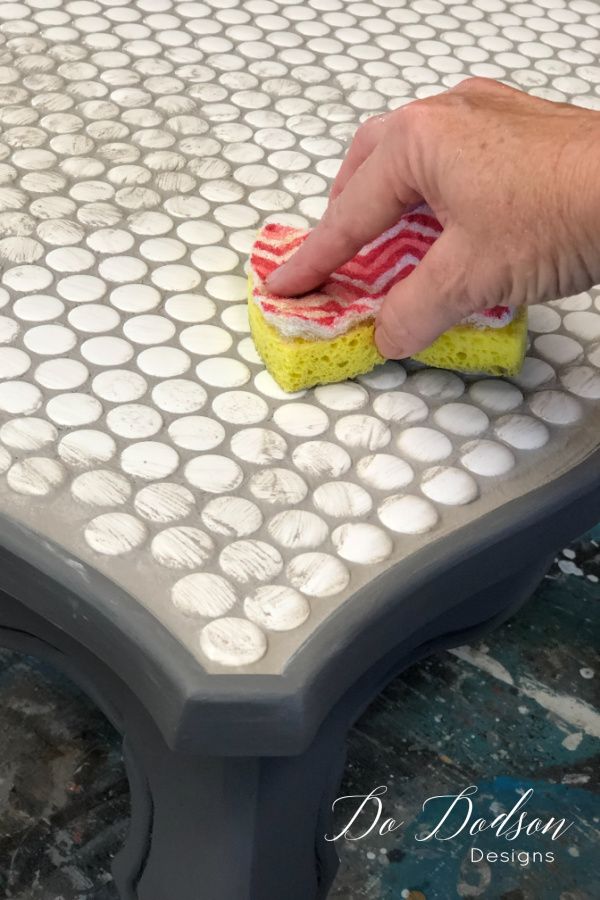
248;204;527;392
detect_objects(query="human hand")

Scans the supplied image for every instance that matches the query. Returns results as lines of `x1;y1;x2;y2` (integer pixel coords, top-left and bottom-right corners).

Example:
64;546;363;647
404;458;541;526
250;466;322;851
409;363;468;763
265;79;600;359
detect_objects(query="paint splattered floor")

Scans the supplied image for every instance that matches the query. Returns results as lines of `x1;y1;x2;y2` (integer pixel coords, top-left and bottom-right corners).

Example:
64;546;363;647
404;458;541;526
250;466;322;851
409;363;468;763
0;528;598;900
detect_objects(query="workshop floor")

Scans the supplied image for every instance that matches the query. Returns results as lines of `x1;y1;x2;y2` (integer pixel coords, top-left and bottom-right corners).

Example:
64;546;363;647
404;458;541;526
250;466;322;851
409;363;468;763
0;528;598;900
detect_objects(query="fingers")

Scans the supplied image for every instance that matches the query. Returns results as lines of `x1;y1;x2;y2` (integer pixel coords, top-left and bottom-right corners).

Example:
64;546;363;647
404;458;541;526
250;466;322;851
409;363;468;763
375;228;473;359
266;134;422;297
329;114;391;204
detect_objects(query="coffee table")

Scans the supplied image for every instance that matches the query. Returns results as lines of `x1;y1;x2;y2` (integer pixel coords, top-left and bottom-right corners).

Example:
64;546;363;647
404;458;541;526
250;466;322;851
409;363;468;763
0;1;599;898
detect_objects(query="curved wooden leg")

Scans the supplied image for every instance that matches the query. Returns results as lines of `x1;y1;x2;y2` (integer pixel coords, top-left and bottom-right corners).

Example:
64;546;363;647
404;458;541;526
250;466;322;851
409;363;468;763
111;737;153;900
112;710;347;900
0;552;556;900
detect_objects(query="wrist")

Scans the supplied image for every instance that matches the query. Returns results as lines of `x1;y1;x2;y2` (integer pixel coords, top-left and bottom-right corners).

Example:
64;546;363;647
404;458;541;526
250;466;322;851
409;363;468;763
572;113;600;280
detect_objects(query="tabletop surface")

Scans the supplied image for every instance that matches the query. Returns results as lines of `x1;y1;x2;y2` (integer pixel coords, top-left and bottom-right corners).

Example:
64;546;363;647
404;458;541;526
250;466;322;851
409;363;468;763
0;0;599;676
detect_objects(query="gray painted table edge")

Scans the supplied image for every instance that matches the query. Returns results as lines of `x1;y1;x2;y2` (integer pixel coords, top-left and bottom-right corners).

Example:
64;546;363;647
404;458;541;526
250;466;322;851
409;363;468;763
0;448;598;899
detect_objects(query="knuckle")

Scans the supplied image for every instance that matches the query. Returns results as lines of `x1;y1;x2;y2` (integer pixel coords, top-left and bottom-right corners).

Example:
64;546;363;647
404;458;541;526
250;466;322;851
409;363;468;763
452;76;483;93
392;98;436;141
354;112;389;145
452;76;498;94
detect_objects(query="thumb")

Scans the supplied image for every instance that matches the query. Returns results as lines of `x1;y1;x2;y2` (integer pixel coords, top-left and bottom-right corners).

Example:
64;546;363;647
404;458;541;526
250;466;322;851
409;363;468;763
374;228;474;359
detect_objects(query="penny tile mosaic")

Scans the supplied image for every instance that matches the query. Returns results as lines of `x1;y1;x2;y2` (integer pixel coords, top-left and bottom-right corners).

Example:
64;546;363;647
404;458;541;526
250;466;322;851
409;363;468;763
0;0;598;671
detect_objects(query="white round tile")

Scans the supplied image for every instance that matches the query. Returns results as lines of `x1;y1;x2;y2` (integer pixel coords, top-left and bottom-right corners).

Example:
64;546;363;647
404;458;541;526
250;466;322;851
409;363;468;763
136;346;191;377
151;264;201;292
7;457;65;496
81;336;134;366
407;368;465;400
68;304;121;334
150;379;206;414
314;381;368;410
172;572;237;617
373;391;428;423
123;314;176;345
267;509;329;549
23;324;76;356
313;481;372;517
510;356;555;390
58;430;117;468
237;336;263;364
334;414;390;449
13;295;64;323
468;380;523;412
560;365;600;399
0;446;11;474
120;441;179;480
219;539;283;584
34;360;89;394
563;310;600;341
286;552;350;597
378;494;439;534
528;389;583;425
134;482;195;523
421;466;478;506
0;417;57;451
0;315;19;345
202;496;263;538
191;245;239;272
92;369;148;403
212;390;269;425
106;404;163;439
0;347;31;378
534;333;583;365
196;357;251;388
84;512;147;556
248;467;308;505
230;427;288;464
527;304;561;333
434;402;489;436
396;426;453;463
184;454;243;492
164;293;216;323
180;324;233;355
151;526;215;569
460;439;516;477
168;414;225;451
110;283;161;313
243;584;310;632
273;402;329;436
494;414;550;450
332;523;393;565
291;440;351;477
200;617;267;667
552;292;591;311
356;453;414;490
71;469;132;507
205;274;248;302
46;393;102;426
98;255;148;283
253;369;306;399
57;275;107;304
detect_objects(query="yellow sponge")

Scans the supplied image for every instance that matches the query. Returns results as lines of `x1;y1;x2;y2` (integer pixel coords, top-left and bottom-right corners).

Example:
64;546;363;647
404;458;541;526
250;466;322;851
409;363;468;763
412;307;528;377
248;275;528;393
248;293;384;393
